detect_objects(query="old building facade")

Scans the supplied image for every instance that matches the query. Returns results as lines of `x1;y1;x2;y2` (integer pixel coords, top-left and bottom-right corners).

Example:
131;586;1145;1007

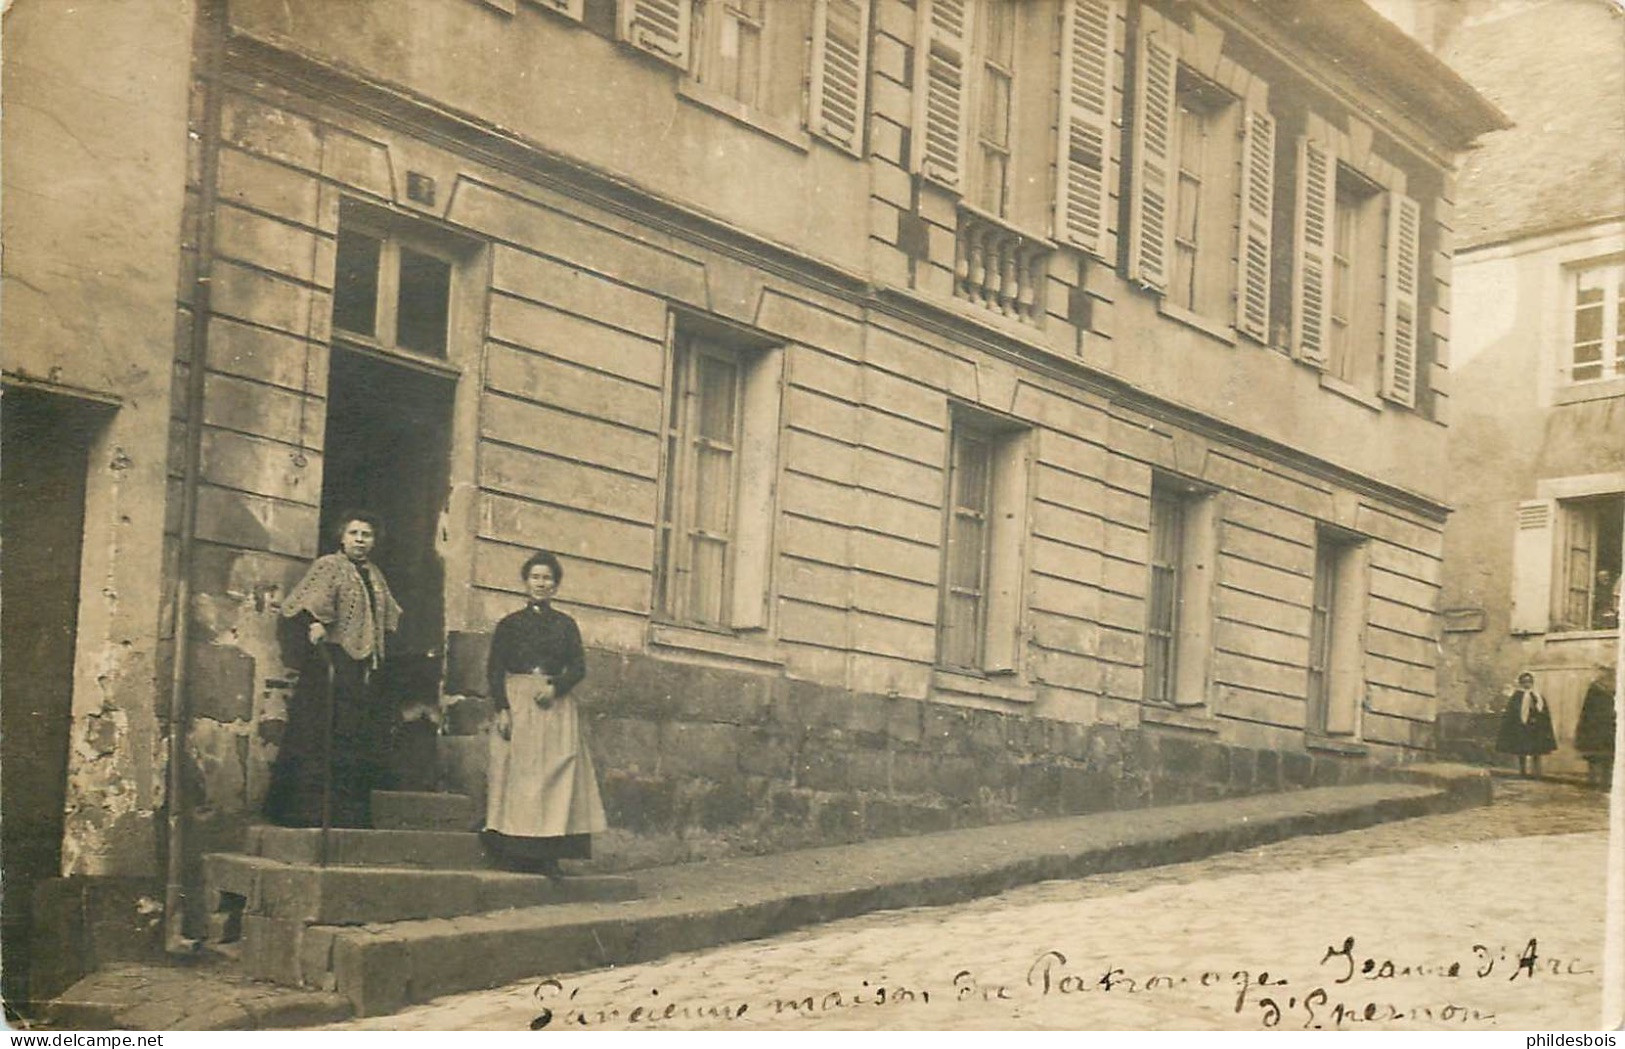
3;0;1503;998
1416;0;1625;771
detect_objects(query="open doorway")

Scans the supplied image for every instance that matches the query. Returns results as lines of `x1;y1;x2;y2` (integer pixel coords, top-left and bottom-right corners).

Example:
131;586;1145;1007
317;348;455;786
2;386;110;1014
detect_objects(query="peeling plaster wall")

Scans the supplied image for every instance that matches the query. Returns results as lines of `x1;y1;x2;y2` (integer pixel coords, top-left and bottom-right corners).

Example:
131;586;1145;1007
2;0;196;876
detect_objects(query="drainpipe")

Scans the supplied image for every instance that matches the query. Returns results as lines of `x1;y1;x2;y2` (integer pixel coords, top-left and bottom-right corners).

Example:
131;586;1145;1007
163;0;227;955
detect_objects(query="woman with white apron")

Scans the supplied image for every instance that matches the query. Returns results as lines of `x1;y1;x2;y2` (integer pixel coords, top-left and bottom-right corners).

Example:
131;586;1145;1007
483;550;606;875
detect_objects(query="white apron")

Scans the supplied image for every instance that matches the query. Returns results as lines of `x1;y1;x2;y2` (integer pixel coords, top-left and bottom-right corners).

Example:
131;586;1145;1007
485;673;607;838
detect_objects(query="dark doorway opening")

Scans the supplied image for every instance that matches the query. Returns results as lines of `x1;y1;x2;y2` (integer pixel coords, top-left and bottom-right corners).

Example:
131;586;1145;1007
317;349;454;788
2;386;109;1015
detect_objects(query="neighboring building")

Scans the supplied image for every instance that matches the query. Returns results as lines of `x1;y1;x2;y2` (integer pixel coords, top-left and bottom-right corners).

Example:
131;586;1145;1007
1408;0;1624;771
3;0;1502;1001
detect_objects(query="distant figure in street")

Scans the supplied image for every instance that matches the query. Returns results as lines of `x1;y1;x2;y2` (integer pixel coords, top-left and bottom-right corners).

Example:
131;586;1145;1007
483;550;606;876
1574;665;1617;790
1495;671;1557;779
265;511;402;828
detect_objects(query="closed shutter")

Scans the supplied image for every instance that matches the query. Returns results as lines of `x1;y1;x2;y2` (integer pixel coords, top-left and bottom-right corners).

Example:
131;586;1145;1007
1127;30;1176;290
809;0;871;154
1234;107;1275;342
620;0;692;69
1382;192;1422;407
1510;499;1556;635
914;0;970;188
1291;137;1335;367
1055;0;1120;258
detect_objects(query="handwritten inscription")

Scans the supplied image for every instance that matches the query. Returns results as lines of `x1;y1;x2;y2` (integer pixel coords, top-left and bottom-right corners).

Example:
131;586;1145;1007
527;935;1593;1030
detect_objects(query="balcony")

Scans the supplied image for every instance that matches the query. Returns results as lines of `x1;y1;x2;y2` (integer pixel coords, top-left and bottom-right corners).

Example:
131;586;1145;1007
953;203;1054;326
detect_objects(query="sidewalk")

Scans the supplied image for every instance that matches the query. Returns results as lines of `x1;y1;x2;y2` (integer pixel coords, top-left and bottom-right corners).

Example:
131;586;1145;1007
37;765;1489;1030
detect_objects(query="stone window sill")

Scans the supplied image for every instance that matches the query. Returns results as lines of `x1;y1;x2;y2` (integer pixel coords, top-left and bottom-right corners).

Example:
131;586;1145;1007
1157;299;1238;346
1318;372;1384;412
648;622;786;668
676;80;810;154
1553;376;1625;405
931;668;1037;705
1140;703;1219;733
1306;734;1368;757
1541;628;1620;643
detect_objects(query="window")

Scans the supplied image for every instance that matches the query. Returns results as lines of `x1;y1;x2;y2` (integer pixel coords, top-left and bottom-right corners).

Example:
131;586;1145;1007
695;0;765;109
1559;495;1623;631
1306;527;1368;737
654;326;783;630
1144;478;1216;706
1568;261;1624;385
1165;71;1238;320
1292;138;1423;407
1326;167;1384;390
939;411;1028;672
1510;491;1624;634
972;0;1015;215
1126;11;1275;338
331;209;456;360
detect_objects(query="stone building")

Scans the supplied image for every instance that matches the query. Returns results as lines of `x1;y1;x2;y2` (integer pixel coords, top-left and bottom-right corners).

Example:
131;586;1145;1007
3;0;1503;1004
1419;0;1625;771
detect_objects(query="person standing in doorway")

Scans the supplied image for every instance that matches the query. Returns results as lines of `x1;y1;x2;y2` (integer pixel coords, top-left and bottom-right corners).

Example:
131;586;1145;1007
265;511;402;827
1495;671;1557;779
483;550;607;876
1574;665;1617;790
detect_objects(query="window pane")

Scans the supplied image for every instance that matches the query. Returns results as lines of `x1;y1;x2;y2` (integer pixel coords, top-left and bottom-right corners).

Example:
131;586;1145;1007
695;354;739;442
396;248;452;357
688;535;728;625
693;445;735;533
942;592;980;667
949;512;986;590
332;230;381;337
981;70;1011;148
1574;301;1603;346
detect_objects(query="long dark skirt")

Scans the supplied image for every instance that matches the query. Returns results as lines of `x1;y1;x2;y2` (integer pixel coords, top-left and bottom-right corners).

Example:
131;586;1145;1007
481;830;593;872
264;646;392;828
1576;683;1617;758
1495;699;1557;756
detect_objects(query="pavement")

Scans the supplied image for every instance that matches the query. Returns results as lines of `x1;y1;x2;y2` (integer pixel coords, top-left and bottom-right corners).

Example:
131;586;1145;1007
29;764;1510;1030
330;775;1614;1032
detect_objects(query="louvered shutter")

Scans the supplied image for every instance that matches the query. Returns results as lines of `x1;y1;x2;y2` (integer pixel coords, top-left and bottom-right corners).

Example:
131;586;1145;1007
1127;30;1176;290
1055;0;1119;257
620;0;692;69
809;0;871;154
1292;137;1335;366
1382;192;1422;407
1234;108;1275;342
914;0;970;188
1510;499;1556;635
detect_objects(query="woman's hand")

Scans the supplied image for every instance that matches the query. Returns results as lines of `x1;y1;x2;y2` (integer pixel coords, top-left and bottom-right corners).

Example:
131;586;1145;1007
495;707;512;741
308;621;328;645
534;678;557;710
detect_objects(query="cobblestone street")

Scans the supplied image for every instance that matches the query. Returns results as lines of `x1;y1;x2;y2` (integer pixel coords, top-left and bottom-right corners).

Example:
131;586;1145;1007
330;780;1615;1032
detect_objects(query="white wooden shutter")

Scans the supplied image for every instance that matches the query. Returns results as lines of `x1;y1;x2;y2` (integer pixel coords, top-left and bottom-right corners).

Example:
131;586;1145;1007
1291;137;1335;366
1127;30;1176;290
809;0;871;154
1055;0;1120;257
1510;498;1556;635
620;0;692;69
1382;192;1422;407
1234;107;1275;342
914;0;970;188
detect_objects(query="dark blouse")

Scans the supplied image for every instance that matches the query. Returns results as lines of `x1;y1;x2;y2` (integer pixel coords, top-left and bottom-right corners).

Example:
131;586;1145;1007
487;602;586;710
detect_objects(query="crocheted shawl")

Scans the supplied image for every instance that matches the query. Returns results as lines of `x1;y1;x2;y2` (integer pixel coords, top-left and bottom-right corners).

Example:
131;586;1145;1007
282;553;401;662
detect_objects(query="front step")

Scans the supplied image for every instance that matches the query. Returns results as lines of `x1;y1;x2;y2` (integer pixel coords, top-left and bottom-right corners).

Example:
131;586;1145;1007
244;825;490;870
370;790;476;831
205;854;638;926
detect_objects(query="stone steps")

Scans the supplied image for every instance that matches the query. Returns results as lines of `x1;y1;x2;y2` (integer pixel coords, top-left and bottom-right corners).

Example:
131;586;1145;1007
243;825;491;870
371;789;478;832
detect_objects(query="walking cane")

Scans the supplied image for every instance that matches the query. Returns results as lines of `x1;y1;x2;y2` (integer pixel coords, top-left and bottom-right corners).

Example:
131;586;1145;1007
318;644;337;868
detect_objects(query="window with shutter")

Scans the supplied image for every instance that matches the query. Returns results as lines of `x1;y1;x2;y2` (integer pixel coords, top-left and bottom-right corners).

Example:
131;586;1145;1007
1055;0;1119;257
1509;498;1556;635
1292;137;1335;367
914;0;970;189
808;0;869;154
621;0;693;69
938;409;1029;674
1308;527;1367;739
1127;30;1176;290
1235;108;1275;341
531;0;583;20
1382;193;1422;407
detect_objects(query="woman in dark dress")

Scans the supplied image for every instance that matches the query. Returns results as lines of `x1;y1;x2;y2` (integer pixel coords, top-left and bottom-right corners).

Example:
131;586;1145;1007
265;512;401;828
1574;665;1617;790
1495;671;1557;779
483;550;606;875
